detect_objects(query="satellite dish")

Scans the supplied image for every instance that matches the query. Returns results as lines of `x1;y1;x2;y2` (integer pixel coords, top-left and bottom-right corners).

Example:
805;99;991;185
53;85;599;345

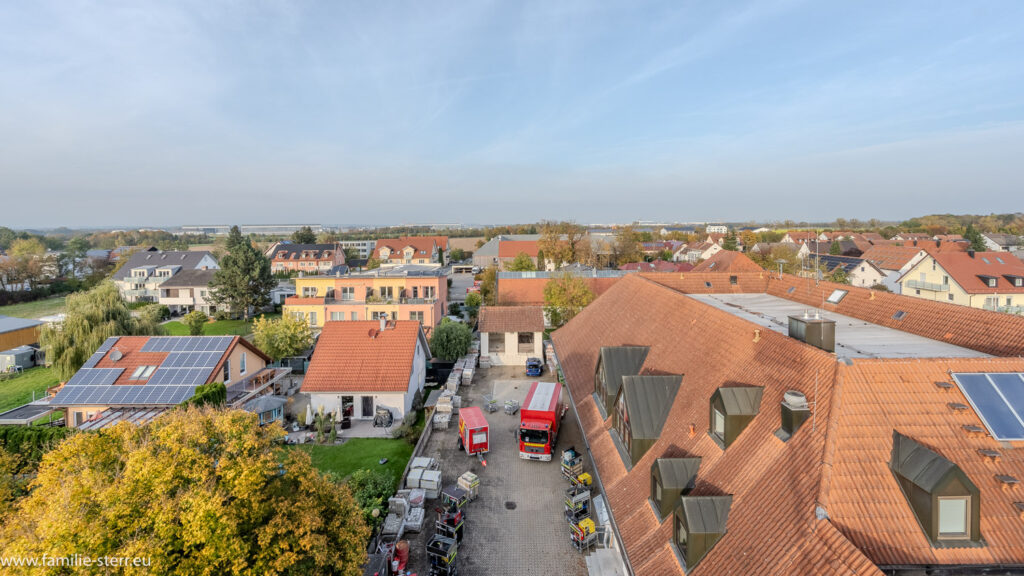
110;349;123;362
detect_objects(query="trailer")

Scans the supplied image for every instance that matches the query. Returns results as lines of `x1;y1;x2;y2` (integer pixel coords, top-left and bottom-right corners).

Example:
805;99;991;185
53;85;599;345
457;406;489;457
519;381;562;462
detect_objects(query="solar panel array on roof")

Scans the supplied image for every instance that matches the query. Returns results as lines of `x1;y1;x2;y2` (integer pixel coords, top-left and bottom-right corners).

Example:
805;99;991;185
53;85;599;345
163;351;223;369
81;337;121;369
952;373;1024;441
141;336;234;353
147;367;210;387
53;385;193;406
65;368;124;386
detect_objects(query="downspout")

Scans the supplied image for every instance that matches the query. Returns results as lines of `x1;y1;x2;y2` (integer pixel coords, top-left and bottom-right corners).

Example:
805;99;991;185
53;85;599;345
549;339;635;576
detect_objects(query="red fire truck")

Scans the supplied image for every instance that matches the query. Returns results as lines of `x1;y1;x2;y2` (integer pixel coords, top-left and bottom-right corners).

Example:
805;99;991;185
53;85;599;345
519;381;562;461
458;406;490;457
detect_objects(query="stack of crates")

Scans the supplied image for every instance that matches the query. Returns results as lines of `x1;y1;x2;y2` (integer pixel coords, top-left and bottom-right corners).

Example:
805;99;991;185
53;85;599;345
426;534;458;576
432;413;451;430
457;472;479;501
561;448;583;482
421;470;442;500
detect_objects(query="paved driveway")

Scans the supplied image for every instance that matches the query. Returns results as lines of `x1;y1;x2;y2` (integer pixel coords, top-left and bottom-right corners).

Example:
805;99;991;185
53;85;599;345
449;272;476;304
405;366;589;576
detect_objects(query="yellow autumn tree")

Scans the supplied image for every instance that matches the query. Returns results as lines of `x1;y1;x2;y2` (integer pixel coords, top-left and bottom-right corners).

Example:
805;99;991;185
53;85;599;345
0;407;369;575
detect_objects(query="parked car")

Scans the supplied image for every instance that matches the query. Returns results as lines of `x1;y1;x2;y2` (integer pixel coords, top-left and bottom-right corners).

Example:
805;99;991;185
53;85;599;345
526;357;543;377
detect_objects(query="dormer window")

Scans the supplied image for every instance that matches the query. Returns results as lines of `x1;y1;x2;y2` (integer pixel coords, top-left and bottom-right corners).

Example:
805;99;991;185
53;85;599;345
650;457;700;520
592;346;648;419
610;375;682;468
890;432;981;546
671;496;732;571
708;386;764;450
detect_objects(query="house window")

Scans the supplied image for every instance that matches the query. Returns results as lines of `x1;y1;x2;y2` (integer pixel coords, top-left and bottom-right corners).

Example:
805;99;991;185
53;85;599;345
729;275;737;285
223;360;230;383
331;312;345;321
412;286;419;299
302;287;317;297
409;311;424;324
350;312;358;321
943;276;949;285
712;408;725;439
675;515;688;558
948;294;954;301
240;352;247;375
987;278;997;287
424;286;436;299
488;333;505;353
309;311;317;326
932;260;936;270
340;286;354;301
615;393;631;453
518;332;534;353
938;497;970;539
1007;297;1013;307
380;286;394;300
915;289;921;295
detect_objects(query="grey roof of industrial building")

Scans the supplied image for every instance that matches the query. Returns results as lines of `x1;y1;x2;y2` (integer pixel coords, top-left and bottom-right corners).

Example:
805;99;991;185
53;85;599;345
688;293;990;360
0;315;43;334
620;374;682;440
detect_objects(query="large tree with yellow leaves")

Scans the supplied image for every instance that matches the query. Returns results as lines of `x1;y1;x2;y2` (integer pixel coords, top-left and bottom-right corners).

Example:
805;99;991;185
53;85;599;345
0;407;368;575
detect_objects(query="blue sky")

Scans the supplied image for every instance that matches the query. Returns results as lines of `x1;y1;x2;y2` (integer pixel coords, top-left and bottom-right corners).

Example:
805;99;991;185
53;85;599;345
1;1;1023;228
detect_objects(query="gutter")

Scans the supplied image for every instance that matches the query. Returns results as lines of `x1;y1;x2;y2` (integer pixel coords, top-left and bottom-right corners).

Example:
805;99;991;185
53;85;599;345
550;339;635;576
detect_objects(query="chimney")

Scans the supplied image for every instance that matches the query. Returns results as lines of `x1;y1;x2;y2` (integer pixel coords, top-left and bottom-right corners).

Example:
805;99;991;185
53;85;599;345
379;316;386;332
968;249;975;258
936;239;942;248
777;390;811;441
912;240;918;247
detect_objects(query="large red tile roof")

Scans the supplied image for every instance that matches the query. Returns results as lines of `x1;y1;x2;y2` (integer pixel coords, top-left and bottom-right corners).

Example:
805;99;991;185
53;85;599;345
374;237;438;261
619;261;693;272
497;240;540;259
301;321;427;393
903;239;968;252
691;250;764;273
860;245;926;271
496;276;622;305
925;251;1024;294
477;306;544;333
550;274;1024;574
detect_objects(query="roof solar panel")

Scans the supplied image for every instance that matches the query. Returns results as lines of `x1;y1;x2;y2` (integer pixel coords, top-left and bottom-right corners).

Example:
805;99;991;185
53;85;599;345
148;367;209;386
65;368;123;387
953;373;1024;441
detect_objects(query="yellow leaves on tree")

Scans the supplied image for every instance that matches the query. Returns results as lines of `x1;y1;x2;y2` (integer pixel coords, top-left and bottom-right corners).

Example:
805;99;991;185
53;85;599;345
0;407;369;576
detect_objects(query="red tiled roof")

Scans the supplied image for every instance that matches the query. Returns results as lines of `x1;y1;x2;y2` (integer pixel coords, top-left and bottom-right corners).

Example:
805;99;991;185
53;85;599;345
551;275;880;576
497;240;540;259
477;306;544;333
91;335;267;386
785;231;819;242
496;276;621;305
860;245;926;271
374;237;438;261
826;357;1024;566
903;239;967;252
302;321;426;393
419;235;449;250
691;251;764;273
925;251;1024;294
619;261;693;272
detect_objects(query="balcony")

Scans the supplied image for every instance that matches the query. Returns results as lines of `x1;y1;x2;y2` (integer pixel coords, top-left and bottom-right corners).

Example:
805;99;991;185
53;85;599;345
226;367;293;407
905;279;949;292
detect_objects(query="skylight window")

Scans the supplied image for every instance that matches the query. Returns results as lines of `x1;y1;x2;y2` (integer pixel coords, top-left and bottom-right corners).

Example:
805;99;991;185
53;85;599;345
787;286;796;294
996;257;1005;264
826;289;848;304
981;257;990;264
130;366;157;380
892;311;907;320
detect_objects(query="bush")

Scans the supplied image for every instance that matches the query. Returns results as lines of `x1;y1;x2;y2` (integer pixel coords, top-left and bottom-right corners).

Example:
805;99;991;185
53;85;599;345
430;321;472;361
182;309;209;335
0;426;74;474
214;310;230;321
448;302;462;316
347;468;397;528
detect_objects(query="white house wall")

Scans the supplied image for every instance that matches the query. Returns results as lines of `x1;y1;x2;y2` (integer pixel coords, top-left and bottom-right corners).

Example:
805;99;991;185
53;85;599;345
482;331;544;366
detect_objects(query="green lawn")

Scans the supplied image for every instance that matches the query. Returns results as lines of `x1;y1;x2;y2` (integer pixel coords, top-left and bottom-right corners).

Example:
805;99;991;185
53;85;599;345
0;366;59;414
0;296;66;319
163;313;281;337
294;438;414;482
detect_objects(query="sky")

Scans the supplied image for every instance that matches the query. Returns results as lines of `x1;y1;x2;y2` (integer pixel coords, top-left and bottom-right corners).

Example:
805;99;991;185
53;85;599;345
1;1;1023;228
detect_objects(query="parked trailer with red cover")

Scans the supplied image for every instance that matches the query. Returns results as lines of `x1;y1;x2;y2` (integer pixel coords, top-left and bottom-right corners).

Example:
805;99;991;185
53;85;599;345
519;381;562;461
458;406;489;456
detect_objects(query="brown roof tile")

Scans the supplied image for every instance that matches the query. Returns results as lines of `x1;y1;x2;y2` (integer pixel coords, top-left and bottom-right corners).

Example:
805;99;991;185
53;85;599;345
477;306;544;333
497;240;540;259
301;321;426;393
926;251;1024;294
691;251;764;273
860;245;926;271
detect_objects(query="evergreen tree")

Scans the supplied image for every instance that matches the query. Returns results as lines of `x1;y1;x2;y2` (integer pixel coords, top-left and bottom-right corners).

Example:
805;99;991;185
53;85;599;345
291;226;317;244
208;234;275;320
722;231;738;251
829;240;841;255
964;223;987;252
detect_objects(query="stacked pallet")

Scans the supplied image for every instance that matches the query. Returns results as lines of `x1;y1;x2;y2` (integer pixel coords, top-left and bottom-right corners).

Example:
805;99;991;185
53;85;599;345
457;471;480;501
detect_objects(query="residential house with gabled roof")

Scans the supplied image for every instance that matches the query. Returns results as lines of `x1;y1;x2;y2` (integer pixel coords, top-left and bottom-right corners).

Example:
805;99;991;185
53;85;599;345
301;320;429;422
809;254;886;288
750;241;810;260
374;237;442;266
893;232;932;241
265;242;346;274
780;230;818;244
158;268;220;315
860;245;928;293
982;233;1023;253
112;250;219;303
550;272;1024;575
899;250;1024;312
673;241;721;263
478;306;545;366
47;335;286;430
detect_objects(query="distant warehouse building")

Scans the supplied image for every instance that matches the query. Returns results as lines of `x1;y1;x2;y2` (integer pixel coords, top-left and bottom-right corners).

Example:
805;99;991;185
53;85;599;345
181;224;325;236
0;315;43;351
